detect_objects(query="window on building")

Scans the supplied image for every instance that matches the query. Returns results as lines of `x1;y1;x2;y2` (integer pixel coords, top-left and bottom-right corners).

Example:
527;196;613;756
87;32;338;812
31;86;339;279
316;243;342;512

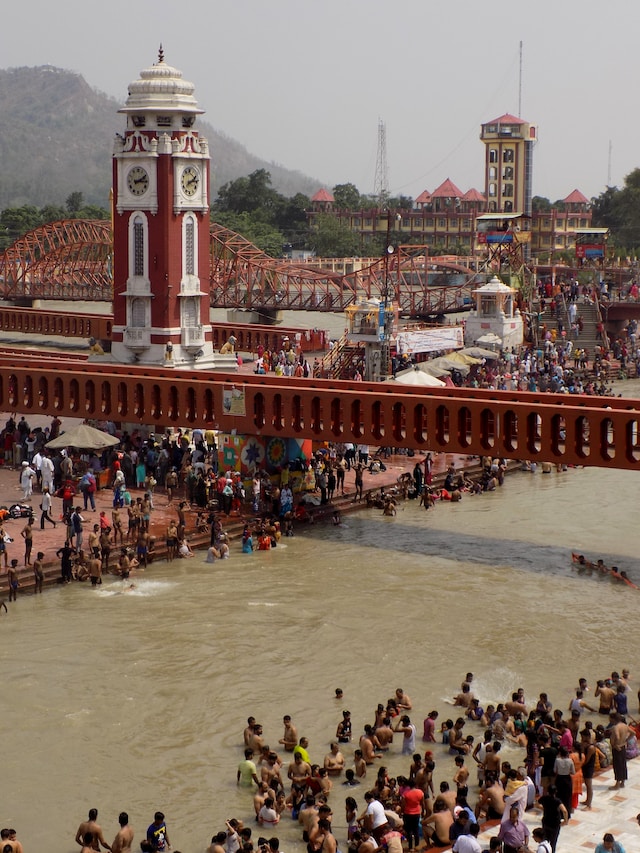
503;149;514;163
568;218;576;228
502;166;514;180
489;167;497;179
364;218;372;227
502;184;514;197
580;218;588;228
462;219;471;228
133;216;145;276
131;116;146;128
488;202;497;213
156;116;172;127
489;149;498;163
489;183;496;197
556;218;565;229
425;218;433;227
402;218;410;228
555;237;565;248
504;201;513;212
438;218;446;228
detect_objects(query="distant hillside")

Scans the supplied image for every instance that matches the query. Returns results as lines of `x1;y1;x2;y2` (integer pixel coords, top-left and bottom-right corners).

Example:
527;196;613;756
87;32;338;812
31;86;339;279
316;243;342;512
0;65;322;209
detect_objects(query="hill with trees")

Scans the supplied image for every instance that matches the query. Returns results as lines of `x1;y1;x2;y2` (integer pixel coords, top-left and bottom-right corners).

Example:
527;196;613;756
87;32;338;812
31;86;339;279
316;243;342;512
0;65;321;210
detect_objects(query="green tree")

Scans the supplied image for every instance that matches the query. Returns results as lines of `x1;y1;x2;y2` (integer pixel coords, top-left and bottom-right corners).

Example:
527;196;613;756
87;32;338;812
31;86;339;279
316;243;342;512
212;211;285;257
214;169;282;221
309;214;361;257
66;191;84;214
332;183;361;211
39;204;67;223
0;205;42;249
532;196;552;212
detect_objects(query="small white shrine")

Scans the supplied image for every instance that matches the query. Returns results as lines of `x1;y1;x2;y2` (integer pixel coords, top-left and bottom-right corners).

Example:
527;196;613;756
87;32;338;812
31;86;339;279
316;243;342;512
464;276;523;350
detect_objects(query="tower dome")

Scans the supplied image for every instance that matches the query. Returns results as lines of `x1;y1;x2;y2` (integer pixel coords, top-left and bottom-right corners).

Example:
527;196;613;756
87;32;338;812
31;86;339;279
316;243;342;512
119;47;204;115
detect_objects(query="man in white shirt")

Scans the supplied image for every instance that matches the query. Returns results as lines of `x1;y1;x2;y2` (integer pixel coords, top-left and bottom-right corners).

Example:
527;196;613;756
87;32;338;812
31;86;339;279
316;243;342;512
364;791;389;842
452;824;481;853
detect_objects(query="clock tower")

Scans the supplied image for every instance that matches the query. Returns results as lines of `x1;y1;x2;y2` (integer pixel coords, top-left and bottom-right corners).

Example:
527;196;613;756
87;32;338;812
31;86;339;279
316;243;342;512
110;49;236;371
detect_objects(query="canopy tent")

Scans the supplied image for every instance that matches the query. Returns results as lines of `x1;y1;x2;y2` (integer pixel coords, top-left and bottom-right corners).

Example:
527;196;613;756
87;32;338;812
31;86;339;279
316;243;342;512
46;423;121;451
442;351;481;366
388;367;446;388
419;356;472;377
475;332;503;346
459;346;500;360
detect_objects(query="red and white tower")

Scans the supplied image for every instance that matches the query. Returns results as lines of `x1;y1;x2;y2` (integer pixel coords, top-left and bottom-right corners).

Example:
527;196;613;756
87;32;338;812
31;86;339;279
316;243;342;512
110;49;236;371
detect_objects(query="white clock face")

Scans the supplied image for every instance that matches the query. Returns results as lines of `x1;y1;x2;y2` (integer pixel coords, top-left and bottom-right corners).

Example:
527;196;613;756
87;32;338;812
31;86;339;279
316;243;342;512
127;166;149;197
181;166;200;197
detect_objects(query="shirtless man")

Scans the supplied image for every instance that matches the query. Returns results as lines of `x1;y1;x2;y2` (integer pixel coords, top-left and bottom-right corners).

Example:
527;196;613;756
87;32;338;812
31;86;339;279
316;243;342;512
433;781;457;814
279;715;298;752
375;718;394;750
422;800;453;848
7;559;19;602
609;713;632;789
244;716;257;746
323;742;345;776
75;809;112;851
88;524;101;558
359;726;382;764
595;680;616;714
449;719;471;754
89;555;102;587
394;688;412;711
483;742;502;781
474;779;505;821
288;752;311;787
261;752;284;791
453;683;475;708
207;832;228;853
111;812;134;853
247;723;265;754
0;829;24;853
504;692;528;717
298;795;318;838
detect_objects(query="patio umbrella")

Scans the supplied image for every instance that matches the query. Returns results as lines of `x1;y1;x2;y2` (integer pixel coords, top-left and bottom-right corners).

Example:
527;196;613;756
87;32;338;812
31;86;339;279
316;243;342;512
46;423;121;451
389;367;446;388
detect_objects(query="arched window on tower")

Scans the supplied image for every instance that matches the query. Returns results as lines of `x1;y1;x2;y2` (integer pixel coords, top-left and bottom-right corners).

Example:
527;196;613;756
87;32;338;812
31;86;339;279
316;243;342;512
129;212;149;280
183;213;198;279
133;216;144;276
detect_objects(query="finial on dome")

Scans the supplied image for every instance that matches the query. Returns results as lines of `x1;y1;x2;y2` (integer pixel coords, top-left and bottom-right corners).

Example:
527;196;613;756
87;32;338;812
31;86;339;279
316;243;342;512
158;44;164;64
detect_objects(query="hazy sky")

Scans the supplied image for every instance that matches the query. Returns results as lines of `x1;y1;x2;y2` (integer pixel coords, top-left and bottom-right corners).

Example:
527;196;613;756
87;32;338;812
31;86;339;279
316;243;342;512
3;0;639;202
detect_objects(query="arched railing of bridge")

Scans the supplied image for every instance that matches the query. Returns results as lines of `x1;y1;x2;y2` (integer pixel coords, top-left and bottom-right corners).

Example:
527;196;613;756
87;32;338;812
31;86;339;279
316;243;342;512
1;354;640;470
0;219;113;300
210;223;478;314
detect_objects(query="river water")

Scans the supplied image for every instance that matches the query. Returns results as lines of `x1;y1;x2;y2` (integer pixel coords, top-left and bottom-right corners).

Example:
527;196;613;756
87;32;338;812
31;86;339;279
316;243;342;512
4;443;640;852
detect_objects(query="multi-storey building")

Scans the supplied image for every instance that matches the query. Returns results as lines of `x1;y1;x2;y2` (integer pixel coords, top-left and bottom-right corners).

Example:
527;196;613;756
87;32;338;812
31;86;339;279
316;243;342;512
308;113;591;260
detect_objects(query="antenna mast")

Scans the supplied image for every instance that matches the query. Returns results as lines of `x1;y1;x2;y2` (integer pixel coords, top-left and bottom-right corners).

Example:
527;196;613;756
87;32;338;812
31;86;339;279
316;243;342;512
518;40;523;117
373;119;389;207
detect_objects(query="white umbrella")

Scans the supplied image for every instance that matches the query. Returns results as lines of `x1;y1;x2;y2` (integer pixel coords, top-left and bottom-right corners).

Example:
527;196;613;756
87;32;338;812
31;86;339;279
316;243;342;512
46;423;121;451
390;367;446;387
460;346;500;360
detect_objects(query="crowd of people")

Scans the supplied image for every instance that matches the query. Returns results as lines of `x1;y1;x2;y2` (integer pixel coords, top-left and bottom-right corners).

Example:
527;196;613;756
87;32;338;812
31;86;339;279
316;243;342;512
222;669;640;853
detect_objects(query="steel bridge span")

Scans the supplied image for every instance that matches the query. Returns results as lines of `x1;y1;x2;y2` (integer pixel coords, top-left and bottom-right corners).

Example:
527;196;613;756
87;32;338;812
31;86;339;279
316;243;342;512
0;219;477;315
1;353;640;470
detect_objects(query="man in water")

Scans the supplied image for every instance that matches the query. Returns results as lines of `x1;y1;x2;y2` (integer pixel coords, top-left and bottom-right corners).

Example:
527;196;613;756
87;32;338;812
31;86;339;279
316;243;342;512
75;808;112;851
146;811;170;852
278;715;298;752
111;812;134;853
237;748;260;787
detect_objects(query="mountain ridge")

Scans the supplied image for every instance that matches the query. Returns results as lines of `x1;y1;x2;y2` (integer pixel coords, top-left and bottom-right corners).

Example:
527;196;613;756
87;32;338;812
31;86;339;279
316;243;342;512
0;65;323;209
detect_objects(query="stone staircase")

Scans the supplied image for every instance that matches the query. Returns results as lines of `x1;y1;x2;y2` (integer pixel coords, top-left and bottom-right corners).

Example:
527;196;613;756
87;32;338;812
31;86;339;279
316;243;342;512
538;297;606;357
